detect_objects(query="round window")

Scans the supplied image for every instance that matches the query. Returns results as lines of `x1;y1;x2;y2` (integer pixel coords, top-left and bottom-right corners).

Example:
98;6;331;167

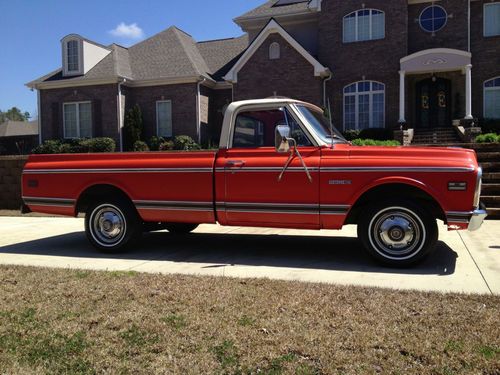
419;5;448;33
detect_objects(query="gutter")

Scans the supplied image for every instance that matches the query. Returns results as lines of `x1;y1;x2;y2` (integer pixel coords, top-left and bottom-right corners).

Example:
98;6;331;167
117;78;126;152
467;0;471;52
197;77;207;144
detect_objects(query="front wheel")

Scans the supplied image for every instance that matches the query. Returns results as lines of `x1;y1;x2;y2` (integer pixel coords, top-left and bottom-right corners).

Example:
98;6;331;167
85;199;140;252
357;200;438;267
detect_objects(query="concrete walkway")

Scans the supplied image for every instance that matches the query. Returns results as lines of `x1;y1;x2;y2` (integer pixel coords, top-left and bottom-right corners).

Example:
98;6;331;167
0;216;498;295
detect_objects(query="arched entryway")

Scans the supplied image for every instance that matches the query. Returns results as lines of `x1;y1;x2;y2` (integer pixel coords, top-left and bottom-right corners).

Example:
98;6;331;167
416;77;451;128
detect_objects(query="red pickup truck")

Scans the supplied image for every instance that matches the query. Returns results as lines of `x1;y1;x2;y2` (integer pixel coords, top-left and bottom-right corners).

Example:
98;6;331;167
22;99;487;266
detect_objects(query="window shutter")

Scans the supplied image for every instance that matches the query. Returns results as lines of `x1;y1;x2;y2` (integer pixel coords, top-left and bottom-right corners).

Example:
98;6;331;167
93;99;102;137
51;102;60;139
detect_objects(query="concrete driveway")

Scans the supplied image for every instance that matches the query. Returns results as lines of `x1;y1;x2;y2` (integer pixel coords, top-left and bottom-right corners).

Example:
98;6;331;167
0;216;498;295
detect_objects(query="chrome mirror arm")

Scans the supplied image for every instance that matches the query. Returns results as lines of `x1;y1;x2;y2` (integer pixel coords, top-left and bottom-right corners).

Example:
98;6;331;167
277;138;313;183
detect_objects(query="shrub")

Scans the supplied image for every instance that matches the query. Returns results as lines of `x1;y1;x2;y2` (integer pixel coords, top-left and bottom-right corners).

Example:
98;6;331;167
351;139;400;147
148;136;165;151
31;138;116;154
133;141;150;152
32;140;63;154
475;133;500;143
82;137;116;153
123;105;143;151
173;135;201;151
159;141;175;151
342;130;361;141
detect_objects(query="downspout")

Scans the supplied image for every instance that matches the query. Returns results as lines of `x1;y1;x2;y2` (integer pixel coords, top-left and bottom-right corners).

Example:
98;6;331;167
323;71;332;109
467;0;471;52
36;88;42;145
197;77;207;144
117;78;126;152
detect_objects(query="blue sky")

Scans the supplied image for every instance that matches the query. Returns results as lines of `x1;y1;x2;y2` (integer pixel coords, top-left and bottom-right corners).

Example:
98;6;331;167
0;0;263;117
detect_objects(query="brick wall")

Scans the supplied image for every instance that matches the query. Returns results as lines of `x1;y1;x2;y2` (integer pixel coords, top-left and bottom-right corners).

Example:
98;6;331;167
233;33;323;106
0;156;27;210
40;84;119;145
470;0;500;120
407;0;469;54
126;83;198;141
318;0;408;130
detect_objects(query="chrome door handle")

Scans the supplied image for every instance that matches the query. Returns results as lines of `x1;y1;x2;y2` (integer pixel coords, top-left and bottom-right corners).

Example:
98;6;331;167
225;160;246;168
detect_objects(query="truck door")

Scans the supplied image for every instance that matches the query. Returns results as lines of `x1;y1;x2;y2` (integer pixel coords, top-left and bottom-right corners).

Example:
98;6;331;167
216;105;321;228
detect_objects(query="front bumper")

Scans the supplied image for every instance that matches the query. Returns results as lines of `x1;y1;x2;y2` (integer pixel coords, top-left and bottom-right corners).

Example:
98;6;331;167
468;204;488;231
446;203;488;232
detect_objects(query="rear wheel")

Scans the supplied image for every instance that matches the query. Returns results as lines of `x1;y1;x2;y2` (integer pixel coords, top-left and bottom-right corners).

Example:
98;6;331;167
85;199;140;252
357;200;438;267
165;223;199;234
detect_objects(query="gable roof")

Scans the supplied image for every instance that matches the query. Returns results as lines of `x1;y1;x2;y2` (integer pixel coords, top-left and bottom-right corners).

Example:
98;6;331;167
0;120;38;138
223;19;330;83
27;28;249;89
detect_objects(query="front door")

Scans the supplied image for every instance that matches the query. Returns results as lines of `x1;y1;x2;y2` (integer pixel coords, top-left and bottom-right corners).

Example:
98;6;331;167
416;77;451;128
216;106;321;228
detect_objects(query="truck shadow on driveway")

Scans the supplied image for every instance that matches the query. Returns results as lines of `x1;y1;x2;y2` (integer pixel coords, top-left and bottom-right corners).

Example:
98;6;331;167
0;231;457;275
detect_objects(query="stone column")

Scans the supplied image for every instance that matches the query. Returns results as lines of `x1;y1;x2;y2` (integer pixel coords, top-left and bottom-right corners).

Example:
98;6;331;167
399;70;406;124
465;64;473;120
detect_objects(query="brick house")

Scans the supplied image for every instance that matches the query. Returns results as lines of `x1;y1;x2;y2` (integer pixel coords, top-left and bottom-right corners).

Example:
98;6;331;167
27;0;500;149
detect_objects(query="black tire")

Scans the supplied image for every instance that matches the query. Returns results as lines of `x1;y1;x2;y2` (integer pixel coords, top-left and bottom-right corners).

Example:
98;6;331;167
165;223;199;234
85;198;141;253
357;199;438;267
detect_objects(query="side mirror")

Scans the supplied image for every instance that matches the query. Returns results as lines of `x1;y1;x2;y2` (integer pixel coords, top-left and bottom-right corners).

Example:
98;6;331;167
275;125;291;153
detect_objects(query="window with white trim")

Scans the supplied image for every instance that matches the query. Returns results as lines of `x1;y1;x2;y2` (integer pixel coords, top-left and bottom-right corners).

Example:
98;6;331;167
66;40;80;72
343;9;385;43
156;100;173;137
484;2;500;37
344;81;385;130
269;42;280;60
484;77;500;119
63;102;92;139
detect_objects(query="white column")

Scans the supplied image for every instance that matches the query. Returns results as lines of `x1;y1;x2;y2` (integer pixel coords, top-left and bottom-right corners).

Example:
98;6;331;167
399;70;406;123
465;64;473;119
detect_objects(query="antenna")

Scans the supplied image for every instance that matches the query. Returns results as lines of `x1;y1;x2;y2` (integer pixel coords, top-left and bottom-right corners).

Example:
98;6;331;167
327;98;334;149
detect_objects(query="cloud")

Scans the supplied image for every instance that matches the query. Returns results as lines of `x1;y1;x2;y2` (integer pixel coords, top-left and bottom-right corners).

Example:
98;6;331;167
109;22;144;39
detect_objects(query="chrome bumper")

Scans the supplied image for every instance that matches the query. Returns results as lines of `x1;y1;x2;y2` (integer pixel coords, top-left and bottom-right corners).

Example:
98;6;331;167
468;204;488;232
446;203;488;232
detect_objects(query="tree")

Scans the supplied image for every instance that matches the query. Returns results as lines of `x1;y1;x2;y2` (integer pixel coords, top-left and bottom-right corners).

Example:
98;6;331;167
0;107;31;122
123;105;143;151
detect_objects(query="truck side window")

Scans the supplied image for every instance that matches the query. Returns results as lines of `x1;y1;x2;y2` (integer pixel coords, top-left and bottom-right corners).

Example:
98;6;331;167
233;109;312;148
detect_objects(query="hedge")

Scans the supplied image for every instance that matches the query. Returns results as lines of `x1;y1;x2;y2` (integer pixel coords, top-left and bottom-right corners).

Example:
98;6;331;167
31;138;116;154
475;133;500;143
351;139;400;146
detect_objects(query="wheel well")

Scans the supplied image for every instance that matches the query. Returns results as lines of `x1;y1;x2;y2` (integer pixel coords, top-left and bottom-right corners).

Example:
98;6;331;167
345;183;445;225
76;184;133;214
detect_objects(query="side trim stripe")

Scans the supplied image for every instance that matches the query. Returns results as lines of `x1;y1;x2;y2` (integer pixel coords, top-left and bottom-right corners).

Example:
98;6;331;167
23;168;213;175
23;196;75;207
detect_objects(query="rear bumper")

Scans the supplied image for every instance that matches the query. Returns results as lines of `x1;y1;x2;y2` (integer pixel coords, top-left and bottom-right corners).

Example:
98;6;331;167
446;203;488;232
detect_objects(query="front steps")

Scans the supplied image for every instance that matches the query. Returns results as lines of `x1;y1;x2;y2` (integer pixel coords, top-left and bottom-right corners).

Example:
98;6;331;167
411;127;462;145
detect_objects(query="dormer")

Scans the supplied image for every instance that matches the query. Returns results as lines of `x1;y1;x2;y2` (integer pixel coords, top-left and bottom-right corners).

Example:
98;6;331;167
61;34;111;77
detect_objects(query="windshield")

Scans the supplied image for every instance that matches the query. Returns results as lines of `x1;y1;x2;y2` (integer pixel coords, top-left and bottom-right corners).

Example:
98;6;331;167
294;105;347;145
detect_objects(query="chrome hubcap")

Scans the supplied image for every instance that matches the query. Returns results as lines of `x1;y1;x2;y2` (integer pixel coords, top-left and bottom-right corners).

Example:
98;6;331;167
370;208;424;259
91;205;126;246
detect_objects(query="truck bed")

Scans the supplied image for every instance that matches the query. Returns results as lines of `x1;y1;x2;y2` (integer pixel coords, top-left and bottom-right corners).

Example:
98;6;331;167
22;151;218;223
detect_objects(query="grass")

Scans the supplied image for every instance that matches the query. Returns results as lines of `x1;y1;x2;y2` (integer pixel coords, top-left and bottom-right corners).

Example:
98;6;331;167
0;265;498;374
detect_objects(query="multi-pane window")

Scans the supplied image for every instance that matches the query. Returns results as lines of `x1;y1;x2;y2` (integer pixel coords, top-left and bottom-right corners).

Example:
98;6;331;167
344;81;385;130
343;9;385;43
156;101;173;137
484;3;500;37
63;102;92;138
484;77;500;119
66;40;79;72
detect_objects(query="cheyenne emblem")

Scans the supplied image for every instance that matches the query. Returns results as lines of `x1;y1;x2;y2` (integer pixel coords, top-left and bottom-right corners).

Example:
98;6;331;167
329;180;352;185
